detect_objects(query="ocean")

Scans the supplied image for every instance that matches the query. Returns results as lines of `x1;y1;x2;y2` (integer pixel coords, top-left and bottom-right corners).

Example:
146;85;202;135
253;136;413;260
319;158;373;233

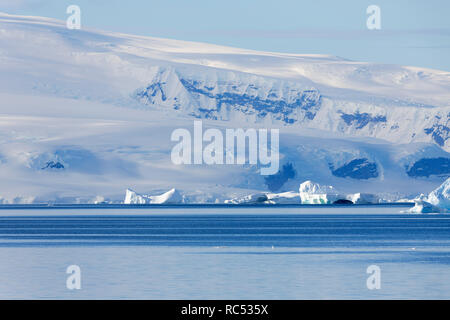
0;205;449;299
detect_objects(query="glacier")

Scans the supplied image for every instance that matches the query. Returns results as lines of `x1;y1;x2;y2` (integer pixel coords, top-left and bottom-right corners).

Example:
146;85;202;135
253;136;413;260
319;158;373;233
0;12;449;203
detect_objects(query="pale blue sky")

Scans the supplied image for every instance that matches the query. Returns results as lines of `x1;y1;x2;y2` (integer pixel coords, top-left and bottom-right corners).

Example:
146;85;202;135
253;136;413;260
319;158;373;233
1;0;449;70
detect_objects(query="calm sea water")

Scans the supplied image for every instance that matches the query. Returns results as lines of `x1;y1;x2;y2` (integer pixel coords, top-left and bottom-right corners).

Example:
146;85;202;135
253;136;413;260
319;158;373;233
0;205;449;299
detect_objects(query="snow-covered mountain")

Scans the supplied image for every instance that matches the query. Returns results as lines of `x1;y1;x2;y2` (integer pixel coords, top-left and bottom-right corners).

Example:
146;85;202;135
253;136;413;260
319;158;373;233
134;67;449;151
0;12;449;203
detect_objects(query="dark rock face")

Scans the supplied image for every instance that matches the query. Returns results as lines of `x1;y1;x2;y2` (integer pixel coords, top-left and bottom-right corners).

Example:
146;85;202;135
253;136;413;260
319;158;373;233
264;163;296;192
424;123;449;147
340;111;387;129
407;157;450;177
331;158;378;179
134;73;322;124
42;161;64;170
182;79;322;123
333;199;353;205
137;82;167;102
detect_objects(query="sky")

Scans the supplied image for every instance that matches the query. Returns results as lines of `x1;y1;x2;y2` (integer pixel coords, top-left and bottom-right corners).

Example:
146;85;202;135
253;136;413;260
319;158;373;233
1;0;449;71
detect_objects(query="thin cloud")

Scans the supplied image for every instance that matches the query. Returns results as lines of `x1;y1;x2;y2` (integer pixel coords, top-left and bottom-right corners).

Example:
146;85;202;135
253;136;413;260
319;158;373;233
199;28;450;40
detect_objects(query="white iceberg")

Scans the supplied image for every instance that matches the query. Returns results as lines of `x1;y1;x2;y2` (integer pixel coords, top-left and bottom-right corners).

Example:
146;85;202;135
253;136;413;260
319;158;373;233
124;188;183;204
225;191;301;204
224;193;268;204
299;181;344;204
406;178;450;213
0;196;36;205
427;178;450;209
346;193;380;204
406;200;444;214
266;191;301;204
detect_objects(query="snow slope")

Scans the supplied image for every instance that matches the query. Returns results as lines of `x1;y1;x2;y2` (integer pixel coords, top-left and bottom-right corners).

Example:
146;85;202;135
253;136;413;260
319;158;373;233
0;12;449;203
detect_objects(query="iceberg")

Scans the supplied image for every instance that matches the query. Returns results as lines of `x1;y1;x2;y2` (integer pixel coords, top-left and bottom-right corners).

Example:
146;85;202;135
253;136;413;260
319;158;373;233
406;178;450;213
225;191;301;204
266;191;301;204
427;178;450;209
299;181;344;204
224;193;268;204
0;196;36;205
346;193;380;204
406;200;444;214
124;188;183;204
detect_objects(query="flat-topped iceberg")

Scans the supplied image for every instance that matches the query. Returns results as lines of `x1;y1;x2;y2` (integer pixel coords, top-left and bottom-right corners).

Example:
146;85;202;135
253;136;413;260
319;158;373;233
266;191;301;204
224;193;269;204
124;188;183;204
406;178;450;213
224;191;300;204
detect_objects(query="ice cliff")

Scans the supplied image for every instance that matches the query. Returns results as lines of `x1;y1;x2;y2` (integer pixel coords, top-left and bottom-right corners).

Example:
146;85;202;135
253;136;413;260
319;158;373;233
299;181;344;204
124;188;184;204
407;178;450;213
